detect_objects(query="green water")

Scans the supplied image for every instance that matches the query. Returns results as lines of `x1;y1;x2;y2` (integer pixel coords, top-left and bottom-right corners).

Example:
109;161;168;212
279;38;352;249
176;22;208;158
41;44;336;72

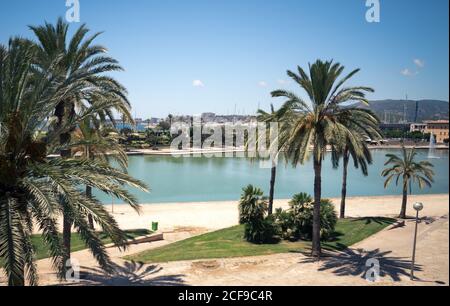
95;149;449;204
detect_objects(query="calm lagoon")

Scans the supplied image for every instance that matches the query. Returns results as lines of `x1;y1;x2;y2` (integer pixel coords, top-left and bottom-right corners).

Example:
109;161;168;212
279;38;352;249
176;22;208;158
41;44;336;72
95;149;449;204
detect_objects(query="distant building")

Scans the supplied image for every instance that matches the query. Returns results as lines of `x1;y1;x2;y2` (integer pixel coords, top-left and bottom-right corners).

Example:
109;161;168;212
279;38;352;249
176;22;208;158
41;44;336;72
410;123;427;133
425;120;449;143
379;123;411;132
201;112;216;122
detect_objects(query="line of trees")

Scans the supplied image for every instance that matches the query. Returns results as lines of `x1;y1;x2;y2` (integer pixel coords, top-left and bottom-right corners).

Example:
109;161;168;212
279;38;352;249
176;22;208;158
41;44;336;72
254;60;435;258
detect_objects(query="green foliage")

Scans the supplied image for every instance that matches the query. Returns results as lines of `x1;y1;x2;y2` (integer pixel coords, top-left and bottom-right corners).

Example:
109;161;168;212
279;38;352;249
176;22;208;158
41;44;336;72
273;208;294;240
238;185;280;243
382;146;435;192
382;129;430;140
275;194;337;241
238;185;267;224
244;215;280;244
0;21;148;286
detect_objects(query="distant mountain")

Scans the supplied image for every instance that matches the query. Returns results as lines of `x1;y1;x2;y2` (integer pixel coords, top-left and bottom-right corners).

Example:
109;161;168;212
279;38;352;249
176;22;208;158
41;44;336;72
353;99;449;123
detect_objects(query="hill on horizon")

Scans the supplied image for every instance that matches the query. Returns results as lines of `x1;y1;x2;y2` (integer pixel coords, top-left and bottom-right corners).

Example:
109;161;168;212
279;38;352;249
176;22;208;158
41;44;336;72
353;99;449;123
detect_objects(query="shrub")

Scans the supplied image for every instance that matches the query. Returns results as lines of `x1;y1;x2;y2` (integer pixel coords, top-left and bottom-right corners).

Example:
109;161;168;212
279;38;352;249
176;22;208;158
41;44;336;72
244;215;280;244
238;185;267;224
274;208;294;240
275;193;337;240
239;185;280;243
318;199;338;240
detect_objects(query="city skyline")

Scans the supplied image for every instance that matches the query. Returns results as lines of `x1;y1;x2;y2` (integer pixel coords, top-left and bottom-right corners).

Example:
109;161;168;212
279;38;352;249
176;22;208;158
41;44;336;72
1;0;449;118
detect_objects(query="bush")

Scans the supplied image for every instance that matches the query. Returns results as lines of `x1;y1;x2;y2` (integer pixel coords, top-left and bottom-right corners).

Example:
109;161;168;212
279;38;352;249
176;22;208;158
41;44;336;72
239;185;280;243
275;193;337;241
273;208;294;240
244;215;280;244
238;185;267;224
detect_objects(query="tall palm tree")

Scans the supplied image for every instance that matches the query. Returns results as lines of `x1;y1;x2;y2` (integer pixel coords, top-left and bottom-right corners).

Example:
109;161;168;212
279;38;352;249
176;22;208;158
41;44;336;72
29;18;133;265
382;146;434;219
256;104;289;215
0;38;148;286
335;119;381;219
272;60;378;257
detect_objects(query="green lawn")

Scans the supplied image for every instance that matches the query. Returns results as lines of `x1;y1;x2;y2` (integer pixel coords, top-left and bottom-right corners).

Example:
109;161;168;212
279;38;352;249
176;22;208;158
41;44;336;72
127;217;395;263
1;229;151;267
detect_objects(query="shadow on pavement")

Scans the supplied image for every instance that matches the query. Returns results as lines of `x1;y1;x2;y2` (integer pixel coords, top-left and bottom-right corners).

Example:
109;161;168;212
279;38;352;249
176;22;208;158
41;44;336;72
299;247;421;282
66;261;187;286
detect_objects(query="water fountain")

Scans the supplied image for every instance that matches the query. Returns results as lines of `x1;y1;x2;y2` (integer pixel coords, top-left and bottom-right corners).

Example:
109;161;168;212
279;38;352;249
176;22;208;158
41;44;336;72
428;133;440;159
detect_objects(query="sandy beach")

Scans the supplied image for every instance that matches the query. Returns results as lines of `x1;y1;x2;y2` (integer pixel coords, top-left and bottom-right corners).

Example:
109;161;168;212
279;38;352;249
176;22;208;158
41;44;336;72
107;194;449;233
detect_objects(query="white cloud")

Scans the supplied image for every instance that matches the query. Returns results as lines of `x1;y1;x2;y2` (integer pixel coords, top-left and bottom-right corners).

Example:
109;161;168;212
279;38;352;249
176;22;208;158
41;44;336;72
401;68;418;77
413;59;425;68
258;81;268;87
192;80;205;87
277;79;290;85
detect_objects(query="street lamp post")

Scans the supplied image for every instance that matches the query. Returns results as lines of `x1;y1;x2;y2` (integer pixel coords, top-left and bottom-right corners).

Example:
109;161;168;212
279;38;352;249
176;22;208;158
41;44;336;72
410;202;424;281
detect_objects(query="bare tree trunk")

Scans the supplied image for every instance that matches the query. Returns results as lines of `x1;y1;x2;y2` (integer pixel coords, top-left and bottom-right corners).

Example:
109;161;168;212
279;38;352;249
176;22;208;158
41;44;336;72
268;165;277;215
312;157;322;258
400;182;408;219
340;149;349;219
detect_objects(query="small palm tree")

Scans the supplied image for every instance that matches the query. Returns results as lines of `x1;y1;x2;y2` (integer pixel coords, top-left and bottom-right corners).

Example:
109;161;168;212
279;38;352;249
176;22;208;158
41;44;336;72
238;185;268;224
272;60;378;257
382;146;434;219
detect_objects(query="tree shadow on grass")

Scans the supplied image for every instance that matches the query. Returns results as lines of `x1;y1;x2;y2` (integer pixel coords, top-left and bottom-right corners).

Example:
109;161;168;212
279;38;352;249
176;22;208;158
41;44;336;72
299;247;421;282
351;217;397;226
67;261;187;286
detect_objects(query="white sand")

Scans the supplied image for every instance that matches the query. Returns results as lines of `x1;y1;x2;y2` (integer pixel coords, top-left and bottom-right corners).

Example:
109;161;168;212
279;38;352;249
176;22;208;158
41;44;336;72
107;194;449;232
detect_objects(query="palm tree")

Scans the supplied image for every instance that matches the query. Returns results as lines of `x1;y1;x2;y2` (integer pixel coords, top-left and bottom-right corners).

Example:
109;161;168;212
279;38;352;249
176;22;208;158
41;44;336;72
336;119;381;219
29;18;133;265
238;185;268;224
382;146;434;219
256;105;278;215
71;118;128;229
0;38;148;286
272;60;378;257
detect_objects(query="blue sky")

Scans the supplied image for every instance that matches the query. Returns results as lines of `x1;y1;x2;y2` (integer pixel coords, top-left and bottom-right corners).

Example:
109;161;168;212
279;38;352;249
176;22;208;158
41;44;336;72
1;0;448;118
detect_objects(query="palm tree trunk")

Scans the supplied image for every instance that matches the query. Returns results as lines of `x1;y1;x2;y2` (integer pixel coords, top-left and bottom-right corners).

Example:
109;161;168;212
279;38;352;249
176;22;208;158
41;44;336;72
85;146;95;229
400;182;408;219
56;101;75;272
62;210;72;267
268;165;277;215
86;185;94;229
340;149;349;219
312;156;322;258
